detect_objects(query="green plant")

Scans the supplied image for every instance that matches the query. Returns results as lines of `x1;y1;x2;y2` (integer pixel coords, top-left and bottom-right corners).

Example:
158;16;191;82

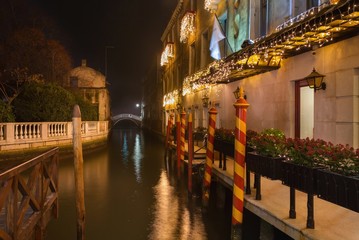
285;138;359;176
0;100;15;122
246;129;258;142
13;82;74;122
195;126;207;134
322;143;359;176
248;128;286;157
73;94;98;121
215;128;235;143
285;137;328;167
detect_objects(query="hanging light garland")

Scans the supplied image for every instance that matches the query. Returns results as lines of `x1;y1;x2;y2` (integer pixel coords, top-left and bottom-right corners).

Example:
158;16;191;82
181;0;359;96
163;89;179;109
204;0;219;12
160;43;174;66
180;11;196;43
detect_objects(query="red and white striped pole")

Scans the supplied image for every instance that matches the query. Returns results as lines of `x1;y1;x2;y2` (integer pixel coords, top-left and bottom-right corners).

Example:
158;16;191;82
165;114;170;148
176;113;181;174
188;113;193;196
202;107;217;207
180;109;186;166
165;113;173;150
232;87;249;238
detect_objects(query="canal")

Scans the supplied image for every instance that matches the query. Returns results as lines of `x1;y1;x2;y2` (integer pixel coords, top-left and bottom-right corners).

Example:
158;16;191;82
45;127;232;239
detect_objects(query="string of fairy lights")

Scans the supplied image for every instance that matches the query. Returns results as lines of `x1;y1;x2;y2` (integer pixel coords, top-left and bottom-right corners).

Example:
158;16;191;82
180;11;196;43
162;0;359;108
160;43;174;66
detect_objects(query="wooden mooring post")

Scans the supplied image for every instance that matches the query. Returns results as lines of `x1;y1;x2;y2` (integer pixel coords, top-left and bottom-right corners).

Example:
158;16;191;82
188;113;193;196
72;105;86;240
202;107;217;207
232;87;249;239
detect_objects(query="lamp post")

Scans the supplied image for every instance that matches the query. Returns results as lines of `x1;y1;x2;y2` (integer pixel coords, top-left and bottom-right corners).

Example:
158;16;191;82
105;46;114;77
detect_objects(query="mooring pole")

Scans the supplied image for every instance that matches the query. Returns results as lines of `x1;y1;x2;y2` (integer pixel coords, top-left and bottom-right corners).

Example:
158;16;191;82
72;105;86;240
180;109;186;164
176;113;181;175
202;107;217;207
165;113;171;149
232;87;249;239
188;113;193;196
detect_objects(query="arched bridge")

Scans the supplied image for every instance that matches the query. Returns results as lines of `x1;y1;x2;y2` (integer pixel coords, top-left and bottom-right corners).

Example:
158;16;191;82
111;114;142;127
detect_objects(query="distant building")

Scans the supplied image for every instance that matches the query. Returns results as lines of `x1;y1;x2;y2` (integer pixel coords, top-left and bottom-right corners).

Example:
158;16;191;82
67;59;110;121
142;56;163;135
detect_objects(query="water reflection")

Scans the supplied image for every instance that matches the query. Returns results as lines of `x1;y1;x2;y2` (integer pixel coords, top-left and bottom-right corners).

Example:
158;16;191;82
46;129;230;240
149;170;206;239
133;133;143;183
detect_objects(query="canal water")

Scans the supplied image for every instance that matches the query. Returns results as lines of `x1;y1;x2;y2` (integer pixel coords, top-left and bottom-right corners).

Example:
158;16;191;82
45;128;232;239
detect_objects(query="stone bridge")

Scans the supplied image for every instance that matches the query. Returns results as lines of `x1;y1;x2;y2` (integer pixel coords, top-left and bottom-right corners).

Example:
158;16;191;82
111;114;142;127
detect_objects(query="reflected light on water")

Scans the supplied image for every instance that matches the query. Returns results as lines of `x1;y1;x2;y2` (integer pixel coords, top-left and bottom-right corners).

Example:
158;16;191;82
121;132;129;166
133;133;143;183
149;170;207;240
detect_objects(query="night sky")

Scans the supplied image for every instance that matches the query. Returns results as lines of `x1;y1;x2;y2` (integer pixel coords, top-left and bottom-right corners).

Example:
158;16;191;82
29;0;177;115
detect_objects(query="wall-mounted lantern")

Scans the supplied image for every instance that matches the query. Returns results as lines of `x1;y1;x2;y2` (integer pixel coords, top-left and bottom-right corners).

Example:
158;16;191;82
304;68;326;92
202;96;209;108
233;86;247;100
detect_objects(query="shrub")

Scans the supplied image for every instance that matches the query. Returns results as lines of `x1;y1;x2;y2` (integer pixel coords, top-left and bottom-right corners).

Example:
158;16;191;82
215;128;235;143
13;82;75;121
73;94;98;121
0;100;15;122
285;138;359;176
248;128;286;157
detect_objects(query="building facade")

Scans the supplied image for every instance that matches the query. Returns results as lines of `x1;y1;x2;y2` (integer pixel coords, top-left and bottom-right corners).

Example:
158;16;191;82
68;60;111;121
153;0;358;148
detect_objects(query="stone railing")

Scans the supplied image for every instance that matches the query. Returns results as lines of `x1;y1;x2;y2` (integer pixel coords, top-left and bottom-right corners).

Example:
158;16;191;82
0;121;108;151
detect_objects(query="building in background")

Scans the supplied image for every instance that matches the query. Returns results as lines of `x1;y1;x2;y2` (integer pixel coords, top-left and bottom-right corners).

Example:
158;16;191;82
68;59;111;121
142;56;163;135
145;0;358;148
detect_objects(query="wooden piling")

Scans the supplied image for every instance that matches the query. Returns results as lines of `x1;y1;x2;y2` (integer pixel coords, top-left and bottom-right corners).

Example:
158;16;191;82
202;107;217;207
176;113;181;175
232;87;249;239
72;105;86;240
188;113;193;196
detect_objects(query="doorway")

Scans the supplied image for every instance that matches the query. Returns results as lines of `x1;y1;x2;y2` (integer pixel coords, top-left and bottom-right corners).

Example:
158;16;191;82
295;80;314;139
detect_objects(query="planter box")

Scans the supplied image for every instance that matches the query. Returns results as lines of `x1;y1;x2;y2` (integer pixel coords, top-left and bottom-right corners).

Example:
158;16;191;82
317;169;359;212
214;139;234;158
281;161;319;194
246;152;284;180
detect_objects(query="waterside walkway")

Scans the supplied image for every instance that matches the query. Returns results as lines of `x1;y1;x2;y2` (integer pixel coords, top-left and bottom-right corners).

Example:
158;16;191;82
171;142;359;240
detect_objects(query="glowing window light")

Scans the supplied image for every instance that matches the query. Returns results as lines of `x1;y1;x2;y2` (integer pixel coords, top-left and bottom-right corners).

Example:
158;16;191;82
160;43;174;66
204;0;217;12
180;11;196;43
163;90;179;108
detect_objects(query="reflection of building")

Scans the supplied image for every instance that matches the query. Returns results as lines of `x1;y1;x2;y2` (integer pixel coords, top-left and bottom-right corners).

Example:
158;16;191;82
68;60;110;121
151;0;358;148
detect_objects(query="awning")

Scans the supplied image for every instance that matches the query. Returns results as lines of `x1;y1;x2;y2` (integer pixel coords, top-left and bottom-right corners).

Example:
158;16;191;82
183;0;359;92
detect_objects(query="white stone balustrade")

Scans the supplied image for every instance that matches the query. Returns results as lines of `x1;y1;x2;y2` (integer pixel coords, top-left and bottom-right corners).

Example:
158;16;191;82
0;121;108;151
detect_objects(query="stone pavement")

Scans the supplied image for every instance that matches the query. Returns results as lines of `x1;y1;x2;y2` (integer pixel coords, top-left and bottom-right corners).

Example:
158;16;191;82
211;156;359;240
169;141;359;240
